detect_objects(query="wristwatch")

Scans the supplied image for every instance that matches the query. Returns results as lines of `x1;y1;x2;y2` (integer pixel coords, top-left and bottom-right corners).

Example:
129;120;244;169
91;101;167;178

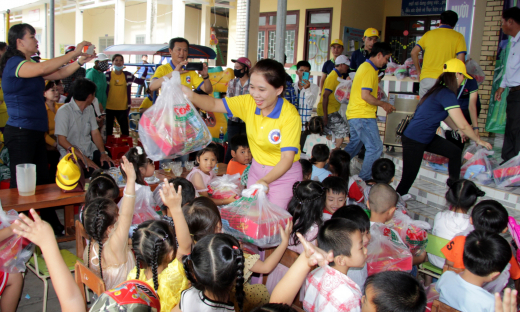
103;151;109;155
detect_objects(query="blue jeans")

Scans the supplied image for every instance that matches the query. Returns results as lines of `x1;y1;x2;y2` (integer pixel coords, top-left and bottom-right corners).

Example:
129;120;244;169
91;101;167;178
344;118;383;181
136;79;148;97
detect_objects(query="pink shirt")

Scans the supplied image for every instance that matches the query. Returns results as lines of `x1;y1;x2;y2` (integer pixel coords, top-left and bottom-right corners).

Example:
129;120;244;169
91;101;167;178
186;167;216;194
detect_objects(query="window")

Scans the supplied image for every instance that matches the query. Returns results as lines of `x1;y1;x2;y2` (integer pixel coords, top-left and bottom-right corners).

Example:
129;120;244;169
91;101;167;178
303;8;333;72
136;34;145;44
99;36;114;53
257;11;299;66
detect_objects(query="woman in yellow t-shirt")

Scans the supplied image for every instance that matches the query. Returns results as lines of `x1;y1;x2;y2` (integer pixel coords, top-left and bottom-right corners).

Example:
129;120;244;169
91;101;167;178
183;59;302;210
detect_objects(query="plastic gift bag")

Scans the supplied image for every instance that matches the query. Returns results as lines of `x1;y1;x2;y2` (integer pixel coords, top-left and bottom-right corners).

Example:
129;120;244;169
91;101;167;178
394;65;408;80
377;86;388;102
220;184;292;248
0;208;34;273
208;173;242;199
387;210;430;256
334;78;352;105
461;142;479;165
466;59;486;86
385;61;398;76
460;147;495;184
493;152;520;187
367;223;413;276
118;184;160;225
404;58;414;68
139;72;213;161
409;65;419;80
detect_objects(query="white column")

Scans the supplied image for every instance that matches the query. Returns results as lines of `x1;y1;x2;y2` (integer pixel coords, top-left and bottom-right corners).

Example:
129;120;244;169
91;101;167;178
275;0;287;64
114;0;125;44
145;0;157;44
200;4;212;46
171;0;185;39
75;2;83;43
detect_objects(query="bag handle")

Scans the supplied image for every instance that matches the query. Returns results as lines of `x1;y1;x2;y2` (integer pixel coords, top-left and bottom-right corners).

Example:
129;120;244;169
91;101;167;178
68;146;88;169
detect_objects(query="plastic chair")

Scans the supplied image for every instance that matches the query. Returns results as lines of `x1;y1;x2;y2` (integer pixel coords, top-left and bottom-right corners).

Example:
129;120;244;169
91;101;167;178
75;260;106;311
75;220;88;260
26;246;81;312
431;299;461;312
418;234;450;278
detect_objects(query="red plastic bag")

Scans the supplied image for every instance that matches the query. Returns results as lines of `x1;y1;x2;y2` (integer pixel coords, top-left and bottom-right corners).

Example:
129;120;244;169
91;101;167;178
118;184;160;225
493;152;520;188
220;184;292;248
0;209;34;273
366;223;412;276
334;78;352;105
387;211;430;256
208;173;242;199
385;61;398;76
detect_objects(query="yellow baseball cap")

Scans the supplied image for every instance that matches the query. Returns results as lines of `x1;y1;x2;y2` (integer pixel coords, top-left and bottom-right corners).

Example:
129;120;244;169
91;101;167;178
443;59;473;79
330;39;344;47
364;28;379;38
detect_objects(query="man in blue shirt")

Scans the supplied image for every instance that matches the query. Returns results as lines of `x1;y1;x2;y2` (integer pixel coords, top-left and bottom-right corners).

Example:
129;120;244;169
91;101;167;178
136;55;154;97
349;28;380;74
495;7;520;162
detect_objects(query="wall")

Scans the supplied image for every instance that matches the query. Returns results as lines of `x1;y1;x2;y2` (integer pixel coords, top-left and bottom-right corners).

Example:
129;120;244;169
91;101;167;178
382;0;402;38
340;0;385;40
54;11;76;56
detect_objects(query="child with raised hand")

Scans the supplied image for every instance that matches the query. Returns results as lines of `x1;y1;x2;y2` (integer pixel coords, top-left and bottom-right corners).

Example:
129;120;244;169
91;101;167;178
429;179;484;268
187;144;237;206
438;230;513;312
128;180;192;311
265;181;325;293
174;233;245;312
310;144;332;182
80;169;120;222
302;116;335;154
329;150;365;204
13;209;85;312
82;156;137;290
154;177;196;226
227;134;252;176
364;158;406;212
322;176;349;219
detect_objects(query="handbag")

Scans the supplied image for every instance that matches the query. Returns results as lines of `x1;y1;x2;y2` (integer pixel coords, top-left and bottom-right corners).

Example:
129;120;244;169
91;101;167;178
395;114;413;143
56;147;87;193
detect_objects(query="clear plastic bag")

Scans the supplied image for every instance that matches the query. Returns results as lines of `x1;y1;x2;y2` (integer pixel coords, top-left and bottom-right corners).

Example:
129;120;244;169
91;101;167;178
385;61;398;76
367;223;413;276
466;59;485;86
409;65;419;80
493;152;520;187
377;86;388;102
139;72;213;161
404;58;414;68
0;209;34;273
118;184;160;225
220;184;292;248
395;65;408;80
386;210;430;256
460;147;495;184
334;78;352;105
208;173;242;199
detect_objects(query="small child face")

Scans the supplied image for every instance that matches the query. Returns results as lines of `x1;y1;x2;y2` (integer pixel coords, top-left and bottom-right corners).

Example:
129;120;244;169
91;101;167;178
361;285;378;312
325;190;347;214
197;151;217;174
347;230;367;269
140;160;155;178
231;146;251;166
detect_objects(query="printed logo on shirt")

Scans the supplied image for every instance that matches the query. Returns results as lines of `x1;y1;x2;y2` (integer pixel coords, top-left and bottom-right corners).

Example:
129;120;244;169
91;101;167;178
186;76;191;84
268;129;281;145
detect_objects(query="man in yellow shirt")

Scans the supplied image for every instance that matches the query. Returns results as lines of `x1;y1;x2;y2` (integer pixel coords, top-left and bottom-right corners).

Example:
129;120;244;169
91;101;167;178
150;37;213;95
317;55;350;148
411;10;467;97
345;42;395;181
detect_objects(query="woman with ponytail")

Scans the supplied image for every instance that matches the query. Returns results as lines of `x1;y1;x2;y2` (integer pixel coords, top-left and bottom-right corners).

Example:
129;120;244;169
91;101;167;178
128;180;192;311
81;156;136;289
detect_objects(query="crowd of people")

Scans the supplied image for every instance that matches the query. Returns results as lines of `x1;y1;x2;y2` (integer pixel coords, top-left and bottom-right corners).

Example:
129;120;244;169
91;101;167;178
0;6;519;312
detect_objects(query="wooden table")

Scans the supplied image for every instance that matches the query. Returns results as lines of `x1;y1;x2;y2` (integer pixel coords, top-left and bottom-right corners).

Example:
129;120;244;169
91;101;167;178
154;163;228;180
0;184;86;242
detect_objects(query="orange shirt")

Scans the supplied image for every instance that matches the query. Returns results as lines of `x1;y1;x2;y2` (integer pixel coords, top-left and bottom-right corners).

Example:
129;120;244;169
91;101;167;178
226;160;247;176
441;235;520;280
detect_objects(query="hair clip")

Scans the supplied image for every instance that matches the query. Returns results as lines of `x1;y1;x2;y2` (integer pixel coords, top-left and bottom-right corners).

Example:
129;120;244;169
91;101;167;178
136;146;143;155
161;234;169;241
186;254;191;260
232;246;238;250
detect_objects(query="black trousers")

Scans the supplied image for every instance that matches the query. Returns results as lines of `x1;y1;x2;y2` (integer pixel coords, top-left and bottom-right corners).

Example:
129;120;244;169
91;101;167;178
445;107;482;151
396;134;462;196
502;89;520;162
84;149;113;179
47;148;60;182
224;120;247;164
106;109;129;136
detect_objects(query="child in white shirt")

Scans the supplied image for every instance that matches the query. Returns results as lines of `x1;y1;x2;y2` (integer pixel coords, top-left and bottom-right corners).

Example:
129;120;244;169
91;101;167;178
303;116;335;154
310;144;332;182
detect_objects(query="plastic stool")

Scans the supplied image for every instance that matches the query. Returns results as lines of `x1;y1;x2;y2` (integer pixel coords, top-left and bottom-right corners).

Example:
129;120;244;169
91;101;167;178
0;179;10;189
106;144;130;161
106;135;133;148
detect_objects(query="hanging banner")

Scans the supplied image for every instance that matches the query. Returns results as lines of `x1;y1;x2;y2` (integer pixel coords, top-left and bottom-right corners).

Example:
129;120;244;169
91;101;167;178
485;0;518;134
402;0;446;16
446;0;475;55
343;27;365;57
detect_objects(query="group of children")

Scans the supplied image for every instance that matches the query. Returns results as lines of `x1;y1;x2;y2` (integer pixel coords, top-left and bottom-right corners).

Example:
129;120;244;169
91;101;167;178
2;127;520;312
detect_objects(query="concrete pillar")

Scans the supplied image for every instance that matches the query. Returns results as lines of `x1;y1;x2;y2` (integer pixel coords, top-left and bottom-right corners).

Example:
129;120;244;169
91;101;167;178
275;0;287;64
171;0;185;39
246;0;259;63
114;0;125;44
50;1;54;57
75;2;83;43
145;0;157;44
200;5;212;46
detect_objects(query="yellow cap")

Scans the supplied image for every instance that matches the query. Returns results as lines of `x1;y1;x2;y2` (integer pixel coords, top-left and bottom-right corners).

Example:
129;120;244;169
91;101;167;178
443;59;473;79
364;28;379;38
56;151;82;190
330;39;344;47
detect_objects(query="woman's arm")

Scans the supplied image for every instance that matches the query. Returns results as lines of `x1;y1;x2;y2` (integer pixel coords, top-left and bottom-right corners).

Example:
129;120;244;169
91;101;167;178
160;180;192;258
112;157;136;249
468;92;479;136
182;85;227;113
446;108;491;149
43;54;96;81
256;151;295;188
250;221;292;274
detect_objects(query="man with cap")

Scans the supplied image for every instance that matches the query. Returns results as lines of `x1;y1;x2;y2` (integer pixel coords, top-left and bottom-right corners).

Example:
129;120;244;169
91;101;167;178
62;45;86;96
317;55;350;149
224;56;252;163
320;39;345;91
349;28;381;74
411;10;466;97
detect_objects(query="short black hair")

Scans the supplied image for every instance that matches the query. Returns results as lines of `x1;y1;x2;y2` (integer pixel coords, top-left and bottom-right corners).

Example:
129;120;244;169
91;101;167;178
471;200;509;233
371;158;395;184
169;37;190;50
368;183;398;214
322;176;348;196
441;10;459;27
300;159;312;180
72;78;96;101
445;179;485;213
168;177;196;207
364;271;427;312
296;60;311;70
463;230;512;276
310;144;330;164
230;134;249;152
0;42;6;51
503;7;520;24
318;218;360;265
332;205;370;234
369;42;392;58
